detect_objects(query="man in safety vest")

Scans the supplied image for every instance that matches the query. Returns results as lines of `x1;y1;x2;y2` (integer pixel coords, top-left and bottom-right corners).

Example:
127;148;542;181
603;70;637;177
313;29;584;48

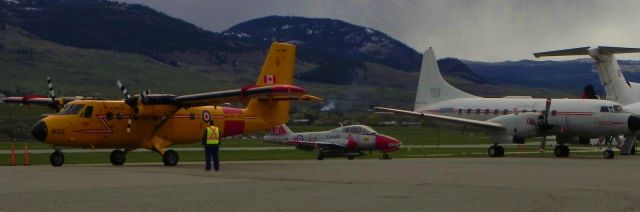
203;121;221;171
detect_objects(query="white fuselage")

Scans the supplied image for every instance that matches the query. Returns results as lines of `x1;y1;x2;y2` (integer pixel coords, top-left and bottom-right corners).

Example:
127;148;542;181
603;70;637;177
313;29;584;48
264;130;378;151
418;98;631;138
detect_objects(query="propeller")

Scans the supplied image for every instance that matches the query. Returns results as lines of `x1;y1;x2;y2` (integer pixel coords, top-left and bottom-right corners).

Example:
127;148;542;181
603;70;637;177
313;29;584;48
116;80;152;133
117;80;138;133
538;98;553;152
46;77;61;112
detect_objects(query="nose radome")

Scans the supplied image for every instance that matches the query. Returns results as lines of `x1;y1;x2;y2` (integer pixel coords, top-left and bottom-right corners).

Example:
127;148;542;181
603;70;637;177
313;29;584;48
31;120;47;142
629;115;640;132
376;134;401;149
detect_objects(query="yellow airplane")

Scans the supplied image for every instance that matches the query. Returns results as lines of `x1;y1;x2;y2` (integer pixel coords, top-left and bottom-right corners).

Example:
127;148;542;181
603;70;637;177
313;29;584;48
4;42;320;166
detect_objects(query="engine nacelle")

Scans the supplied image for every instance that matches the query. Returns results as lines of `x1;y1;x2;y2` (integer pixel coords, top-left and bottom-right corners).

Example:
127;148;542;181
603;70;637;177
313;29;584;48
488;112;541;138
134;104;178;119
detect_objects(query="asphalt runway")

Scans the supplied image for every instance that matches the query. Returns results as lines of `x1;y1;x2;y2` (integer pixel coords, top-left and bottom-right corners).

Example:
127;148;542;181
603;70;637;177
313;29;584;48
1;157;640;211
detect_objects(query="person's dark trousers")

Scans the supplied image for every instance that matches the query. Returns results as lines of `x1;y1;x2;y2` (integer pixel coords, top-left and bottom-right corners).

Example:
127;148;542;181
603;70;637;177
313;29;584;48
204;144;215;171
212;144;220;171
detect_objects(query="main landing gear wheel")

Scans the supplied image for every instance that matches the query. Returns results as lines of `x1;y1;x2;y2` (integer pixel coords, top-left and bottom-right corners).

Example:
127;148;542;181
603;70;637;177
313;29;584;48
110;149;126;166
487;145;504;157
553;145;570;157
381;153;391;160
347;156;355;160
50;150;64;167
317;153;325;160
603;149;615;159
162;149;179;166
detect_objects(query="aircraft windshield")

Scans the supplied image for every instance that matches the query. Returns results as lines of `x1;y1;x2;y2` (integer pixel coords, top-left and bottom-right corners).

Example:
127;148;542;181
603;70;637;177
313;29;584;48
57;104;85;115
613;105;624;113
344;126;377;135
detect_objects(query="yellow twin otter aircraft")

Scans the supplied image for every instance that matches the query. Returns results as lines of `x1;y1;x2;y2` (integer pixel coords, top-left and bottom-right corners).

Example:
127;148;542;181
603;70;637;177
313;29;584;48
11;43;320;166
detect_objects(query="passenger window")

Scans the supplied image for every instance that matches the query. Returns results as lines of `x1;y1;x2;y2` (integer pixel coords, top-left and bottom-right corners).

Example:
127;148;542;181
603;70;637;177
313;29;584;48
475;109;481;114
484;109;490;114
493;109;499;115
600;107;609;112
466;109;472;114
551;110;557;116
83;106;93;118
522;110;528;113
458;109;463;115
502;109;509;115
532;110;537;113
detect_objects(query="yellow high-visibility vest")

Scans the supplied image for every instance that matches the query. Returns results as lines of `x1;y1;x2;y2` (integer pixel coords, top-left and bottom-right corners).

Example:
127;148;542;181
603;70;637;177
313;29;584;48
206;126;220;145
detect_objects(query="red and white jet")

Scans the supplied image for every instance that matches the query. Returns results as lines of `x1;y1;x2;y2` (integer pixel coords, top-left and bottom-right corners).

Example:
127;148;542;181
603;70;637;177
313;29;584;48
264;125;401;160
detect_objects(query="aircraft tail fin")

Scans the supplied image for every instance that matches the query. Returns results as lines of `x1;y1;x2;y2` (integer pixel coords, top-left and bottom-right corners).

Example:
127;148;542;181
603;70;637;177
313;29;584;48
268;124;294;136
534;46;640;105
414;47;476;111
245;43;297;125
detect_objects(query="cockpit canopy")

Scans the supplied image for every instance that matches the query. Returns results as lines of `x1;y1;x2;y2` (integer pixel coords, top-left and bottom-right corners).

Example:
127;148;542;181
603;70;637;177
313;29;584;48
600;105;624;113
58;104;85;115
339;125;377;135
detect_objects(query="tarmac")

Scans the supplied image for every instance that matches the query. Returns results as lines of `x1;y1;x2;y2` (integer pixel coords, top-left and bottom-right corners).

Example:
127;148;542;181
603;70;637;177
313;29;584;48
1;157;640;211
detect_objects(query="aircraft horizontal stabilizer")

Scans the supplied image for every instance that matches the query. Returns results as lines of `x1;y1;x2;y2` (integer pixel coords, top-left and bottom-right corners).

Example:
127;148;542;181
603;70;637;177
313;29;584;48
534;46;640;58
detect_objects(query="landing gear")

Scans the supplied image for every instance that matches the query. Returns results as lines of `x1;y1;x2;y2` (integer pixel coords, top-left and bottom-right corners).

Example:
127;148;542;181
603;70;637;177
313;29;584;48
553;145;570;157
50;149;64;167
317;152;325;160
381;153;391;160
603;149;615;159
487;144;504;157
110;149;126;166
631;145;636;155
162;149;179;166
347;156;355;160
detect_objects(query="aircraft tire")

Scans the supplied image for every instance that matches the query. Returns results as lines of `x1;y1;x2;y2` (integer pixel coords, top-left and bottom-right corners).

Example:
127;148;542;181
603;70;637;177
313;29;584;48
50;150;64;167
488;146;504;157
561;145;570;157
603;149;615;159
110;149;126;166
163;150;179;166
317;153;324;160
347;156;355;160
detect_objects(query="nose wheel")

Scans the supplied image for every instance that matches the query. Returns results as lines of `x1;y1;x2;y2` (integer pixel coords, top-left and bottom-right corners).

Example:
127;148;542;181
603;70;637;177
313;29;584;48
50;149;64;167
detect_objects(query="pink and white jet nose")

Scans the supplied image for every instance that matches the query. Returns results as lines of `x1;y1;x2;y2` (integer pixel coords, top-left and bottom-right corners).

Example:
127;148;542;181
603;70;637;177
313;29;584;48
375;134;401;153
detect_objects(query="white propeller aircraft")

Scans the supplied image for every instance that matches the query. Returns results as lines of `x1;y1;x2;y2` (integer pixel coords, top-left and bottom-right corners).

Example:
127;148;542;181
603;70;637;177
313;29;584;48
375;47;640;159
534;46;640;156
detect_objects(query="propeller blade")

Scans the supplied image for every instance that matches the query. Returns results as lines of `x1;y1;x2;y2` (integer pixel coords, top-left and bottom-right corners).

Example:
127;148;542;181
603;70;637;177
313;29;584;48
47;77;55;100
116;80;131;99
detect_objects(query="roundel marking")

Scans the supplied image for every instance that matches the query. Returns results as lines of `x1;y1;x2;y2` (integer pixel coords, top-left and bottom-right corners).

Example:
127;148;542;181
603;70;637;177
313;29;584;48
295;135;304;141
202;111;211;122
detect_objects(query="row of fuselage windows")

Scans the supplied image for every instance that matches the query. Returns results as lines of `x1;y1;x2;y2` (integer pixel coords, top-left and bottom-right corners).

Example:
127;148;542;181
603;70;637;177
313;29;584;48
456;108;557;116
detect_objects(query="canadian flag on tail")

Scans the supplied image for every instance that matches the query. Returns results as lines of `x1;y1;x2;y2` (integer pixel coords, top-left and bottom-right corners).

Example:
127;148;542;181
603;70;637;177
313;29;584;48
264;74;276;85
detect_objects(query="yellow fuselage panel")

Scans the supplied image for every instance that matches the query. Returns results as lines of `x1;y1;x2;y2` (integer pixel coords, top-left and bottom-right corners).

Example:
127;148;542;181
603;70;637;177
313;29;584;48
42;101;277;150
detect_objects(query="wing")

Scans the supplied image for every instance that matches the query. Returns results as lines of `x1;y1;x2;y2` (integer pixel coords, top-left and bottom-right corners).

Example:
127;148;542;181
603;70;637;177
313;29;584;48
174;84;321;107
375;106;505;131
2;96;92;107
284;140;346;150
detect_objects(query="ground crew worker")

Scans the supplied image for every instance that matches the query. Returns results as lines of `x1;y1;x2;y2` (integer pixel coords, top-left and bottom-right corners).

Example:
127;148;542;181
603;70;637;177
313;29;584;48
203;121;221;171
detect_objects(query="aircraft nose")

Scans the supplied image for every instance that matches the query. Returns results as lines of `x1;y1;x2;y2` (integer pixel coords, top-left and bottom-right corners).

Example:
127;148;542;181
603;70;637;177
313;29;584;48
31;120;48;143
375;134;401;152
629;115;640;132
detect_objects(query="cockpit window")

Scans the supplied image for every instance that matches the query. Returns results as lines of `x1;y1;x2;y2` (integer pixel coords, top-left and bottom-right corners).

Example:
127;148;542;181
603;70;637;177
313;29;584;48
600;106;610;112
343;126;377;135
613;105;624;113
57;104;85;115
83;106;93;118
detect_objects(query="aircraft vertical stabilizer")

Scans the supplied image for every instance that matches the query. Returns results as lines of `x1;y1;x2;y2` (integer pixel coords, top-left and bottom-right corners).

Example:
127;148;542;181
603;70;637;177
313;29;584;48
245;42;297;125
534;46;640;106
414;47;476;111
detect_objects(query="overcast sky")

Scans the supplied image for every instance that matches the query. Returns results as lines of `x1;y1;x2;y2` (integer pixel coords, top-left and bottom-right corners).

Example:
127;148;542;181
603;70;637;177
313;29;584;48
119;0;640;61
